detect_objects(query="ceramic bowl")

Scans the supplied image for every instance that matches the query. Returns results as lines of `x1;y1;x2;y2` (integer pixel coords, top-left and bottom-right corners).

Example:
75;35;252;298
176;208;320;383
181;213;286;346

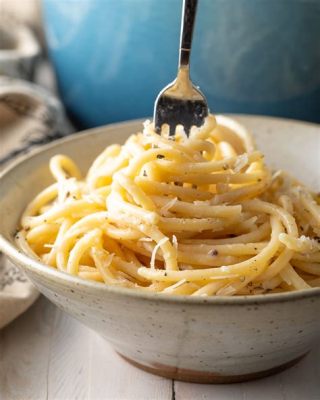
0;115;319;383
0;18;40;81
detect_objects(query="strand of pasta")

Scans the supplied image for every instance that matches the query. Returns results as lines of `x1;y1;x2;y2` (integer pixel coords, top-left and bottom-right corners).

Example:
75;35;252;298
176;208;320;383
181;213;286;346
17;115;320;295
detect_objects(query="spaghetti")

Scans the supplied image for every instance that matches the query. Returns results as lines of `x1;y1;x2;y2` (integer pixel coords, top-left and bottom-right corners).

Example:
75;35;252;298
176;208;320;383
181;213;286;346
16;115;320;296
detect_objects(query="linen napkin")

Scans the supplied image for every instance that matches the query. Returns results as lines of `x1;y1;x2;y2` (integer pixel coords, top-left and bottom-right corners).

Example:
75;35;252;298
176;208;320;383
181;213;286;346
0;76;70;328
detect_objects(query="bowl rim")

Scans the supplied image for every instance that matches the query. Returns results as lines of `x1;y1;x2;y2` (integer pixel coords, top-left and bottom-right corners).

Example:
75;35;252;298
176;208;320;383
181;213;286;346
1;115;320;306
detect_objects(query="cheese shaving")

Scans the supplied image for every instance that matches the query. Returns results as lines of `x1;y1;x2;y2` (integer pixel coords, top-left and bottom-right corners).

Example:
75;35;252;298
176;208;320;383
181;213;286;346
160;197;178;216
150;237;169;270
234;153;249;173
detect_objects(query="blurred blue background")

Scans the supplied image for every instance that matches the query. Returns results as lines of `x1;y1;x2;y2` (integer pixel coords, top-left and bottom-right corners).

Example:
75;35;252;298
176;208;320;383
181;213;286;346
43;0;320;128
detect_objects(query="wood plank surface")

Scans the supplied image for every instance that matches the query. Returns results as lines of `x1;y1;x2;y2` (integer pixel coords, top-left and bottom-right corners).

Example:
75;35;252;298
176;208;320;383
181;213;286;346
0;297;319;400
175;347;320;400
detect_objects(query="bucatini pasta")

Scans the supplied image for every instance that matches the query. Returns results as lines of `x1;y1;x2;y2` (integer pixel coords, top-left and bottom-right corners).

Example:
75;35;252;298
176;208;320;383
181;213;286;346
16;115;320;296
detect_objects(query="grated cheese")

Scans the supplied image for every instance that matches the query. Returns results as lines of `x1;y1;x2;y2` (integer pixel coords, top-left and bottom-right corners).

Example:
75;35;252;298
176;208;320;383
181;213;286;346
234;153;249;173
163;279;187;292
160;197;178;216
150;237;169;269
172;234;178;252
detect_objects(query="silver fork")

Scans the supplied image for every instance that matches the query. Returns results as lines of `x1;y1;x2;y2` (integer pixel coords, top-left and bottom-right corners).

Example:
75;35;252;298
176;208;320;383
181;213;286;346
154;0;209;137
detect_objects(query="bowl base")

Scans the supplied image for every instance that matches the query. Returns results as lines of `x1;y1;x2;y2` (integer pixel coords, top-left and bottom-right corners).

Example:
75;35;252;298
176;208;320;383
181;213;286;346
118;352;307;384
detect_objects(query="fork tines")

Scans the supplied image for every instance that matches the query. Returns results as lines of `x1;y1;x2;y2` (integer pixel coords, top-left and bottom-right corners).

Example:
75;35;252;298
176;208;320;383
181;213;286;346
154;95;208;137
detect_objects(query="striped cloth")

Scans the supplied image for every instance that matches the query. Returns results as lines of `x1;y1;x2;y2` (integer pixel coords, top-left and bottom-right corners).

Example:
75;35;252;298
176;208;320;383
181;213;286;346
0;76;71;328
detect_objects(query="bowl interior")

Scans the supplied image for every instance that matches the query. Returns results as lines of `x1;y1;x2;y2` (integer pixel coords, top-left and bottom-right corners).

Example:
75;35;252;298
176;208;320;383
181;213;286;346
0;114;319;272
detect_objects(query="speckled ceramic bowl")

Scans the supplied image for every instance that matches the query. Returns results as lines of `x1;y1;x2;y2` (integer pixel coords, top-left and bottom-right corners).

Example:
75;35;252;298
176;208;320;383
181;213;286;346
0;116;319;383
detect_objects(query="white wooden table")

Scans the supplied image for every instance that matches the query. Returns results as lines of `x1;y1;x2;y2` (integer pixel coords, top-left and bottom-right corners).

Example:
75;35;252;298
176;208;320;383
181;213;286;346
0;297;319;400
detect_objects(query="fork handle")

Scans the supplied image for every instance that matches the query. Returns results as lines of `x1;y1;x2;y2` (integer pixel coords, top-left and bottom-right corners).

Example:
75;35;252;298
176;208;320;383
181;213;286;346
179;0;198;68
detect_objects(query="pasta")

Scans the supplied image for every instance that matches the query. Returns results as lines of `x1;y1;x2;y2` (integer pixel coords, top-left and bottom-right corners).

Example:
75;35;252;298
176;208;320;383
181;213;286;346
16;115;320;296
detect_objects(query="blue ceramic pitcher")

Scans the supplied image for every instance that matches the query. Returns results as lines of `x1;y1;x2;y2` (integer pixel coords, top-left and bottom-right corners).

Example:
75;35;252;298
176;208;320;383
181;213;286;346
43;0;320;128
